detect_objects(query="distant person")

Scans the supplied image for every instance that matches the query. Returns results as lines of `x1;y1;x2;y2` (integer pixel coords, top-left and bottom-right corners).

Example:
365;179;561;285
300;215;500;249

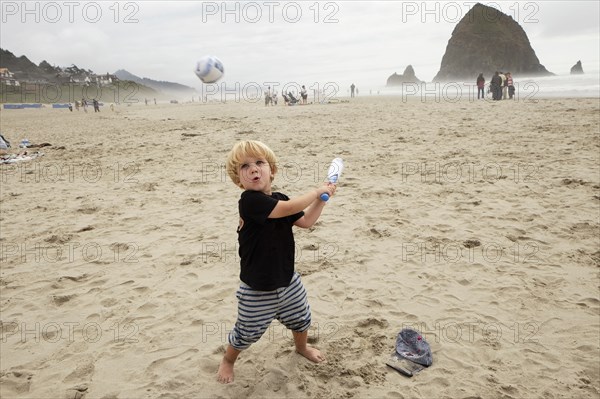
154;98;157;105
506;72;515;99
271;90;278;105
350;83;355;98
82;98;88;113
93;99;100;112
68;103;73;112
490;72;502;101
476;73;485;99
499;72;507;100
300;85;308;104
265;86;272;106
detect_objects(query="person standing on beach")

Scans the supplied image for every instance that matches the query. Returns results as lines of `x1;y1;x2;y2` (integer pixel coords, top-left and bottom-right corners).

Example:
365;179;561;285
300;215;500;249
499;72;507;100
476;73;485;99
350;83;355;97
490;72;502;101
300;85;308;104
271;89;278;105
217;140;336;384
506;72;515;99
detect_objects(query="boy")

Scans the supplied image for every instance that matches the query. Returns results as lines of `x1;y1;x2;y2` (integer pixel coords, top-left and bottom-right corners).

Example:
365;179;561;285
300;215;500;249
218;140;336;384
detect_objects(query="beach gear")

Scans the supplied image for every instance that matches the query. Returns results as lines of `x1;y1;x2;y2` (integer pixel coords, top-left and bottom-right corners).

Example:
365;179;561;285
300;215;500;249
287;92;299;105
386;328;433;377
194;55;224;83
395;328;433;367
0;151;44;164
320;158;344;201
386;354;425;377
0;134;10;150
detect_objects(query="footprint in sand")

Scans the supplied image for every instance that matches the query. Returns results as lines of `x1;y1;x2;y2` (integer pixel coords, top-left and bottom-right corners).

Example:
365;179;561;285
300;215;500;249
77;206;99;214
57;274;90;283
53;294;75;306
65;385;88;399
0;370;34;395
100;298;119;307
45;234;74;244
64;361;94;381
463;239;481;248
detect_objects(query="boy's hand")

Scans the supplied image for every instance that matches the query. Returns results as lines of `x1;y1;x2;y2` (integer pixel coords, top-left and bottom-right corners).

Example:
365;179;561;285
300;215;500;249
295;183;337;228
316;183;336;200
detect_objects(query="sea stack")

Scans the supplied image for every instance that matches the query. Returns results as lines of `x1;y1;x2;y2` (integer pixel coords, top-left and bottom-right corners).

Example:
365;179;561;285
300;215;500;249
570;60;584;75
386;65;422;86
433;3;553;81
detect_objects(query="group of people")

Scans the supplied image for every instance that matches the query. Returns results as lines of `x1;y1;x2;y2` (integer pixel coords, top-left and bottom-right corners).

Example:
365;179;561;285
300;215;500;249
71;98;101;112
264;86;278;106
264;85;309;106
477;72;515;101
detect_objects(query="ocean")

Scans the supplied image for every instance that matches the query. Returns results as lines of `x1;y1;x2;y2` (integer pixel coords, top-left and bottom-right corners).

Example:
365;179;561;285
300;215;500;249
367;72;600;100
176;71;600;103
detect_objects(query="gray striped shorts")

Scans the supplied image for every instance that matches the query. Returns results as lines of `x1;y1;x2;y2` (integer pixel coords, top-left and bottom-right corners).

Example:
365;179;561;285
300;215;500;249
228;272;312;350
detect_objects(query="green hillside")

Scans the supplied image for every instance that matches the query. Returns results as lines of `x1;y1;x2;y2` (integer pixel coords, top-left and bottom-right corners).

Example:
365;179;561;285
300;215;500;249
1;80;162;104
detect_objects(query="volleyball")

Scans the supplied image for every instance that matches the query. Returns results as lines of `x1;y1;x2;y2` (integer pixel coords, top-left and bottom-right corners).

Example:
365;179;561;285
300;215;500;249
194;55;224;83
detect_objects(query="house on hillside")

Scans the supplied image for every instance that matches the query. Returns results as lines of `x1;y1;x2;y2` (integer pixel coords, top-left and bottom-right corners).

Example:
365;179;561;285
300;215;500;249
92;73;119;86
0;68;20;86
39;67;121;87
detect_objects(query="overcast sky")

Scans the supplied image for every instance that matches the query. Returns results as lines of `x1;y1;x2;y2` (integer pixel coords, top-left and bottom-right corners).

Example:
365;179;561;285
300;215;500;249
1;1;599;91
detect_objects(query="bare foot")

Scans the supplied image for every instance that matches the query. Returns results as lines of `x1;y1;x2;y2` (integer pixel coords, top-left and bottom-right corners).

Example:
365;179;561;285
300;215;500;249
217;357;235;384
217;345;241;384
296;346;326;363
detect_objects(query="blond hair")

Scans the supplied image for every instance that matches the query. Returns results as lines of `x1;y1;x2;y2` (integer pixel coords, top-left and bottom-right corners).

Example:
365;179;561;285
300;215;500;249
226;140;278;188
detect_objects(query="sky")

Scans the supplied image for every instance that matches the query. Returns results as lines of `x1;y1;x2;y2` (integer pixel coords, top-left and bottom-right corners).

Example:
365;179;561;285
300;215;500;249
1;0;599;93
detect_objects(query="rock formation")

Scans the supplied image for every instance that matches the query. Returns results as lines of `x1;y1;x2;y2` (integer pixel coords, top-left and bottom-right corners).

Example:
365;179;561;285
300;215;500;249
386;65;422;86
570;60;584;75
433;3;552;81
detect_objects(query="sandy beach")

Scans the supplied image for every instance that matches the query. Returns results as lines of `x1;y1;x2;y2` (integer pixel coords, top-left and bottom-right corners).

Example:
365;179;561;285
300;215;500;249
0;95;598;399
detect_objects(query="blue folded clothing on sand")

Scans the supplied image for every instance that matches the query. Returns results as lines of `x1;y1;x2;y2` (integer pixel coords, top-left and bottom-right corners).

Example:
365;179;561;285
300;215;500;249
395;328;433;367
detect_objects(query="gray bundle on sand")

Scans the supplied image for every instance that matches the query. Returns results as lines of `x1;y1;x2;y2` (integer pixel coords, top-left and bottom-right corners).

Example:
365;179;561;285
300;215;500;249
395;328;433;367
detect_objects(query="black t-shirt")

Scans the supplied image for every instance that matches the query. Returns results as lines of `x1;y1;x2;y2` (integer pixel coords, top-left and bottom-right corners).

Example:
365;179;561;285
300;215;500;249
237;190;304;291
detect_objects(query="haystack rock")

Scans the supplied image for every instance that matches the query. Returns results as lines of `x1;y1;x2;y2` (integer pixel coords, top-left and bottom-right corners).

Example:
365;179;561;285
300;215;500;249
433;3;552;81
570;60;584;75
386;65;422;86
